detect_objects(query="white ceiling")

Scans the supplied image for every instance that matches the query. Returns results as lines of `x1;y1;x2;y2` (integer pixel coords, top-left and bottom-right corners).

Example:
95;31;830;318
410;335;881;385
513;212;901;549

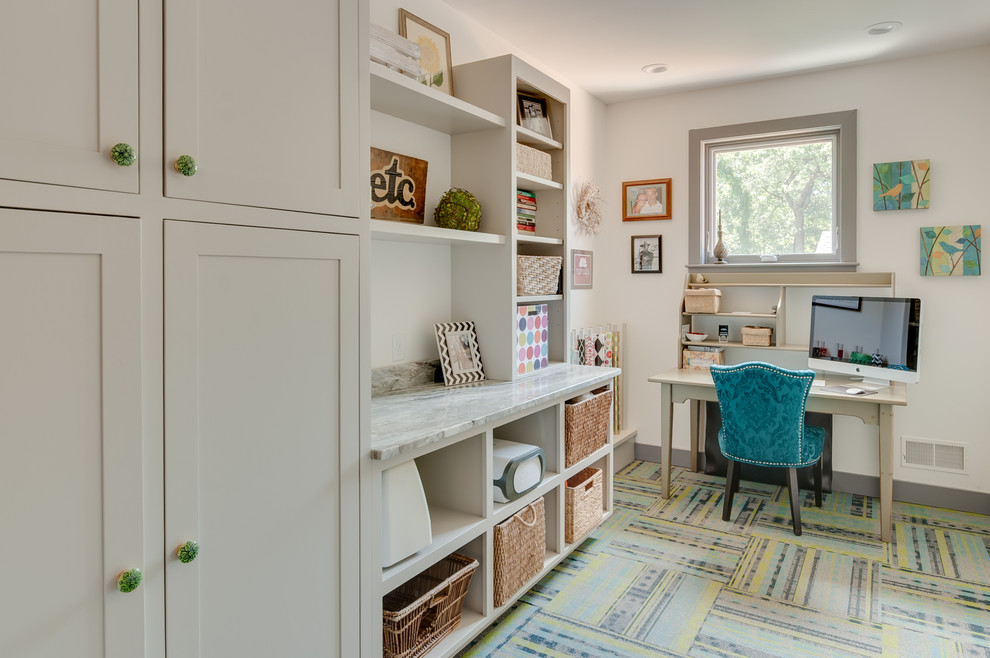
442;0;990;104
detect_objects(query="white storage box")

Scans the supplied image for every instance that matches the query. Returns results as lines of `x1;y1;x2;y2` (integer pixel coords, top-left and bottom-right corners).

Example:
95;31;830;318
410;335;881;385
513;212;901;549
492;439;545;503
381;460;433;567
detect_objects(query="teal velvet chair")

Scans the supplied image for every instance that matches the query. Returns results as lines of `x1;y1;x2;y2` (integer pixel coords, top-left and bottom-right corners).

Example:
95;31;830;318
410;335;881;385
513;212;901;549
710;362;825;535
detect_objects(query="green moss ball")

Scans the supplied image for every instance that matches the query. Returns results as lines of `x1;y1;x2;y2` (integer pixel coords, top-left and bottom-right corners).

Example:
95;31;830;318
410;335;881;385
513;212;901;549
434;188;482;231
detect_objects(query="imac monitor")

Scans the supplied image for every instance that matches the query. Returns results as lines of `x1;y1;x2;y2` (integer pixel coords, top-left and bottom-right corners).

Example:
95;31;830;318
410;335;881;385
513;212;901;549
808;295;921;388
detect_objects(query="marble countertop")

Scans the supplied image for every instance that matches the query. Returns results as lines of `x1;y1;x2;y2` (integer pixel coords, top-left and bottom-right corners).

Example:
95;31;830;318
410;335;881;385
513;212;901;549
371;363;620;461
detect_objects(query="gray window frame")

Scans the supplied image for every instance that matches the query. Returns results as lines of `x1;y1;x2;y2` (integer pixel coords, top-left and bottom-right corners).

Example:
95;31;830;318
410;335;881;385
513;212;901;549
688;110;858;271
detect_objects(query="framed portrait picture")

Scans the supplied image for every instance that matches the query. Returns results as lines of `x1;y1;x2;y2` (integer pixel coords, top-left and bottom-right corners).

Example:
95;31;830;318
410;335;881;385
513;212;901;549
517;92;552;140
571;249;593;289
399;9;454;96
434;321;485;385
622;178;672;221
631;235;662;273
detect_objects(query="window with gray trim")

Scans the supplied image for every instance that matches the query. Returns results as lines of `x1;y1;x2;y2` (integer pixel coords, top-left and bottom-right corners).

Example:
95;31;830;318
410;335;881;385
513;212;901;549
688;110;857;267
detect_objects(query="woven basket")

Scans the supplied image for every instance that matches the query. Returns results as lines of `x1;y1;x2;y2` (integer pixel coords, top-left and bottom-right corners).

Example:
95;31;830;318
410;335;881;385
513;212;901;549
517;255;562;296
382;553;479;658
741;325;773;347
565;467;603;543
516;143;552;180
683;288;722;313
493;497;545;607
564;387;612;467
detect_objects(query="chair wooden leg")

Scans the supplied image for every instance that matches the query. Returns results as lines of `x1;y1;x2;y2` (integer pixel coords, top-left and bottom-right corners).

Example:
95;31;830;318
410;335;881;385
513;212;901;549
732;462;741;494
723;460;737;521
814;458;823;508
787;467;802;536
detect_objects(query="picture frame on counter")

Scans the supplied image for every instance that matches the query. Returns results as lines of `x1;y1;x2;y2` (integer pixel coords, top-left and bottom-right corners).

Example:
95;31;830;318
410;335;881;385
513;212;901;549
435;321;486;385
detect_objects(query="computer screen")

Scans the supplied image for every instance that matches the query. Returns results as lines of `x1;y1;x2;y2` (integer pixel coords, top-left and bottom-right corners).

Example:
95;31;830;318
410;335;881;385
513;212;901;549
808;295;921;388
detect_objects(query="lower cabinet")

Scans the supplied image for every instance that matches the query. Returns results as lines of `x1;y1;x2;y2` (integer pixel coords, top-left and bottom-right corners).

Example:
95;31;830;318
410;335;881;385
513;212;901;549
0;208;144;657
0;211;360;657
163;220;360;657
372;370;616;657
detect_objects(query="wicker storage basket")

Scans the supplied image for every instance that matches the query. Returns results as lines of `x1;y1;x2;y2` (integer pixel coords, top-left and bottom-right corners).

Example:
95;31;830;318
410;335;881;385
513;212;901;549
493;497;545;607
564;387;612;467
516;143;552;180
683;288;722;313
517;255;562;296
741;325;773;347
565;467;603;543
682;348;725;371
382;553;479;658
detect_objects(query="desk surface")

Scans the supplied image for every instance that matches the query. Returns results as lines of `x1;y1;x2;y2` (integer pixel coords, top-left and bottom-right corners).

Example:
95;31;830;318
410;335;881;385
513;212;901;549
648;367;907;407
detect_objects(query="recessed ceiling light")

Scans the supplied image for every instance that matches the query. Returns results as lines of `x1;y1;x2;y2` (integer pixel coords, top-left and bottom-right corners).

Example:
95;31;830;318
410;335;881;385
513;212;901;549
642;63;669;74
866;21;902;36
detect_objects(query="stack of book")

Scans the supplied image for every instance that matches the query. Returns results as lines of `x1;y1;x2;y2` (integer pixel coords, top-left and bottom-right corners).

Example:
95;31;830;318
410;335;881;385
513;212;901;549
516;189;537;232
369;24;421;79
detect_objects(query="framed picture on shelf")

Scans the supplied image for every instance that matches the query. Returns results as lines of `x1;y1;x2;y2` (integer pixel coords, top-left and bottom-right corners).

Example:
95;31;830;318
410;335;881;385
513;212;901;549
398;9;453;95
517;92;552;140
571;249;593;289
631;235;662;273
434;321;486;385
622;178;672;220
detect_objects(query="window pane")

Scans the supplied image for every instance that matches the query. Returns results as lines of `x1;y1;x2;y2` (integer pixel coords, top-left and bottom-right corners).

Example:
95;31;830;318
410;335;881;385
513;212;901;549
714;140;834;257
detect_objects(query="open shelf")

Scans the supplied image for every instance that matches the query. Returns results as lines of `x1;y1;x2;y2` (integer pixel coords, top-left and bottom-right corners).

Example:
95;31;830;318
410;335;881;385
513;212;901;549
681;339;806;352
516;126;562;150
370;62;506;135
684;311;777;319
516;232;563;246
381;506;486;592
371;219;505;246
516;171;563;191
517;294;563;303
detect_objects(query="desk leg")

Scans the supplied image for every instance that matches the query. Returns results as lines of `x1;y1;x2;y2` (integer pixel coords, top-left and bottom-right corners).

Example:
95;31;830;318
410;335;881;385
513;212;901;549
878;405;893;543
661;382;673;499
689;400;700;473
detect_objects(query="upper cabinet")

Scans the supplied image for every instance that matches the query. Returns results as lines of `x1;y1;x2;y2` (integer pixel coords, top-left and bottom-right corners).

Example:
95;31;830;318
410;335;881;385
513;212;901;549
164;0;361;217
0;0;139;193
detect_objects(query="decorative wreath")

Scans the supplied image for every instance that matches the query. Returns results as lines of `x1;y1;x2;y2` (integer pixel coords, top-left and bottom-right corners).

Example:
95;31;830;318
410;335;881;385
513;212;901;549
574;179;603;236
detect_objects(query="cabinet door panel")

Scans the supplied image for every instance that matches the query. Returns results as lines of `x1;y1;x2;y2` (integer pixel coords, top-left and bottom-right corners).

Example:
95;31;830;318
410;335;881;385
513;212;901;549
0;0;138;192
164;221;358;657
164;0;360;216
0;210;143;657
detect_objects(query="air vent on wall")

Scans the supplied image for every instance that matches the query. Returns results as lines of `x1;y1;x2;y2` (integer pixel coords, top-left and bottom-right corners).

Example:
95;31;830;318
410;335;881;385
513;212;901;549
902;436;966;472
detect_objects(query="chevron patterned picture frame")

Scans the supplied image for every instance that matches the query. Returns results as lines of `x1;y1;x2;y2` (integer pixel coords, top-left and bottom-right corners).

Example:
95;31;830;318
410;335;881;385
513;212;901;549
435;321;486;385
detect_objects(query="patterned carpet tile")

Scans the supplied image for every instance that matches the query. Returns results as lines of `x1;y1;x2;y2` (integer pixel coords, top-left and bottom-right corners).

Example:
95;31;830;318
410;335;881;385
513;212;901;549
603;516;747;582
691;587;882;657
881;566;990;650
894;502;990;537
639;482;766;534
754;500;889;561
891;522;990;580
729;536;881;622
881;624;990;658
541;552;721;653
461;604;683;657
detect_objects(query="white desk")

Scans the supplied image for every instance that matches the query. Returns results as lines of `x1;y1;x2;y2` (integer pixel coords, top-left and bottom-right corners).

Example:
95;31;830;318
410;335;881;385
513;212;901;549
648;367;908;542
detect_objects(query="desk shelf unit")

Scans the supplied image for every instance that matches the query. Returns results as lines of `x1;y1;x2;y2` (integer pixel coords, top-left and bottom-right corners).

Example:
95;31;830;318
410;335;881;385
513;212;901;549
680;271;895;365
371;365;617;657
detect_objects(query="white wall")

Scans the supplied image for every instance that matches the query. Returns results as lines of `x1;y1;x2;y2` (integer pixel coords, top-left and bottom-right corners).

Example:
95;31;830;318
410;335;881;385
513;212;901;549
602;46;990;493
369;0;607;367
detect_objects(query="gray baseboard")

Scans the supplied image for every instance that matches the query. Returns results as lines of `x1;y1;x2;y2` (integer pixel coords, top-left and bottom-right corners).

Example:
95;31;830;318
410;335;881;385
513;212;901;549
634;444;990;515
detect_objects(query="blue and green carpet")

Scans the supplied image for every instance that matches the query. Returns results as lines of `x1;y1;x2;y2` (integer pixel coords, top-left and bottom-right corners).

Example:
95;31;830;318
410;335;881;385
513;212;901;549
460;460;990;656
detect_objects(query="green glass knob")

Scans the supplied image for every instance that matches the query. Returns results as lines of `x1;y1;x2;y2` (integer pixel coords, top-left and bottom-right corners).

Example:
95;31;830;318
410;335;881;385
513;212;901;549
110;143;136;167
117;568;143;593
177;540;200;564
174;155;198;176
